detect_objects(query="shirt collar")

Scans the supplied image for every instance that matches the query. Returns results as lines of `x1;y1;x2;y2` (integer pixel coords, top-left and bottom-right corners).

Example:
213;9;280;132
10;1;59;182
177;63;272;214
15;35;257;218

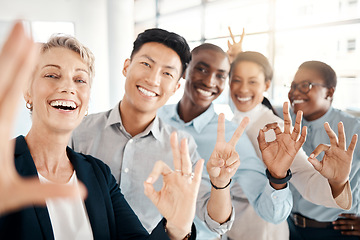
105;102;161;140
105;102;122;128
303;107;334;128
171;103;216;133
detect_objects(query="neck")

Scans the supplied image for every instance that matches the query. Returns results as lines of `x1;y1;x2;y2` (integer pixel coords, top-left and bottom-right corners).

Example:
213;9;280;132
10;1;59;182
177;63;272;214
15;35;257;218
25;125;73;183
119;100;156;137
178;97;210;123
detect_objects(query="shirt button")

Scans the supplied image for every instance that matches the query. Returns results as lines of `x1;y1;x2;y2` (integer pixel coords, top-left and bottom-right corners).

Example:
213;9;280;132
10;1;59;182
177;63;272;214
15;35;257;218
124;168;129;173
129;139;133;143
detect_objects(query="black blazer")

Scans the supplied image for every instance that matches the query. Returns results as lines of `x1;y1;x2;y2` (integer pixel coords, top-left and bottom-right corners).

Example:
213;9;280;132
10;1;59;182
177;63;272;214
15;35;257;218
0;136;192;240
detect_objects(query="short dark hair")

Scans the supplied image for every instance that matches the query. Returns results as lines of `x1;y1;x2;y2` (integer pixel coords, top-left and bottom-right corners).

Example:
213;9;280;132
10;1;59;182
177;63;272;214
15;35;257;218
131;28;191;76
298;61;337;88
191;43;228;60
230;51;273;82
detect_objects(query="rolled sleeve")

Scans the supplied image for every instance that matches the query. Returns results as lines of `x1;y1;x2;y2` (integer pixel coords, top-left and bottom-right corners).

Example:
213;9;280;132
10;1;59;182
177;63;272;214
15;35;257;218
203;204;235;235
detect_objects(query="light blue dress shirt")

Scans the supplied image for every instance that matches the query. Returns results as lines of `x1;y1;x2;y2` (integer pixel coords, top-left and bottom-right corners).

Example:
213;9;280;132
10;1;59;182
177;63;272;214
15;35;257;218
277;107;360;221
159;103;293;239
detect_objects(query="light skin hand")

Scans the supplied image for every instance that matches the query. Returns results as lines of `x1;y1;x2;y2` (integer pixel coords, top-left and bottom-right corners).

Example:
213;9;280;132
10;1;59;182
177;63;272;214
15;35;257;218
333;213;360;236
207;113;249;187
206;113;249;223
0;21;87;216
257;102;307;189
144;132;204;240
227;26;245;63
307;122;358;198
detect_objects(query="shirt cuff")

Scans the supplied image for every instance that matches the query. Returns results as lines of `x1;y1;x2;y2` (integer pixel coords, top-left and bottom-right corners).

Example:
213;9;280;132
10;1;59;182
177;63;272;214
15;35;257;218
204;205;235;235
265;181;290;203
334;180;352;210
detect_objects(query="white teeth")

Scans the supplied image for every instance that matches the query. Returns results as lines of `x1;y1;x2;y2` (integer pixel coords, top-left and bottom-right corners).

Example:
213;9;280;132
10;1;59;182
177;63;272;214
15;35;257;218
50;100;76;109
197;88;212;97
138;86;156;97
237;96;252;102
292;99;305;104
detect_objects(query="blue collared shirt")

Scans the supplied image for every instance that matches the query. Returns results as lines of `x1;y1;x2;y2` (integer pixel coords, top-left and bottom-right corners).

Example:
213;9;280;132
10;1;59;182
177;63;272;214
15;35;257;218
277;107;360;221
159;103;293;238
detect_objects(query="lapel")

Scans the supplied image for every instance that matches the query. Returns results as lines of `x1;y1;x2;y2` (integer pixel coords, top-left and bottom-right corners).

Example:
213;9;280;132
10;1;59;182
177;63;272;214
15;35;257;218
14;136;54;240
67;148;111;239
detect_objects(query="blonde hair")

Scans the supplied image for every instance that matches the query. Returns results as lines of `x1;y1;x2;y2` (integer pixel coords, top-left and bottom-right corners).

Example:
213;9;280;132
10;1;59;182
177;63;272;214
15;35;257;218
41;35;95;85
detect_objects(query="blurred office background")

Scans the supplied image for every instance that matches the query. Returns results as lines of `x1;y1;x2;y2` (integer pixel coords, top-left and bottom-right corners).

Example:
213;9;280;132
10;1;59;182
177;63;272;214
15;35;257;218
0;0;359;136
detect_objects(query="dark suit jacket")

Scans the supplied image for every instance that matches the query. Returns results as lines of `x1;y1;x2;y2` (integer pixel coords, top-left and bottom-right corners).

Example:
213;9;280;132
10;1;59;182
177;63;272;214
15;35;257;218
0;136;186;240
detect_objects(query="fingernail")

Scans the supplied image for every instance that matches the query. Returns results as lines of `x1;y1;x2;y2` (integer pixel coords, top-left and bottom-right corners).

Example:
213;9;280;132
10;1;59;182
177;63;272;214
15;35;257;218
310;154;314;158
263;127;267;131
146;177;153;183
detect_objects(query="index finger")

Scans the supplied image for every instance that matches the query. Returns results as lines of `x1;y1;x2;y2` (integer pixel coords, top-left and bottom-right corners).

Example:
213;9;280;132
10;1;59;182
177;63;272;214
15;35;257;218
228;26;236;44
217;113;226;143
337;122;346;150
228;116;249;147
170;132;181;171
283;102;292;134
239;28;245;44
324;122;338;146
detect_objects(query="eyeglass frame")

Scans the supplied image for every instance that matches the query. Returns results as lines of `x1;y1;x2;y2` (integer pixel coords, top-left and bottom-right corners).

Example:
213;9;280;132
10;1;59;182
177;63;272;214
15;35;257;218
286;81;328;94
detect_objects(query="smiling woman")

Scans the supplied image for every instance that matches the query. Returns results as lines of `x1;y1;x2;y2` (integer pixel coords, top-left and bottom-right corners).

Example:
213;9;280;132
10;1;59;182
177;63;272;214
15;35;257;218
0;23;200;240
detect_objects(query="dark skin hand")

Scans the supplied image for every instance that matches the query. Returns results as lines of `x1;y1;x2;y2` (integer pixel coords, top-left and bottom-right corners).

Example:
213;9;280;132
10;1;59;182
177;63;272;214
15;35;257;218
333;214;360;237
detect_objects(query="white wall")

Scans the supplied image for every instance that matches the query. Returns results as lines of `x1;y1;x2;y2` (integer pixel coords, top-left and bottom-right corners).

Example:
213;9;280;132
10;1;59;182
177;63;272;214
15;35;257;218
0;0;134;136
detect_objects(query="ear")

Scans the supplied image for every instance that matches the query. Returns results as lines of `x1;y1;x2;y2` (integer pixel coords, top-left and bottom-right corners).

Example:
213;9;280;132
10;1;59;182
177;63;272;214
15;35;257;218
172;82;181;95
326;87;335;99
264;80;271;91
122;58;131;77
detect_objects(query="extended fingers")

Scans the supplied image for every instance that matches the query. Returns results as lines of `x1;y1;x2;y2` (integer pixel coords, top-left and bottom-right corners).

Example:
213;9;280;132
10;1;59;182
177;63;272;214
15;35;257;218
228;26;236;44
217;113;226;143
192;159;205;189
180;138;192;175
294;126;307;150
170;132;181;171
324;122;339;146
282;102;292;134
291;110;303;140
337;122;346;150
347;134;358;155
228;116;249;147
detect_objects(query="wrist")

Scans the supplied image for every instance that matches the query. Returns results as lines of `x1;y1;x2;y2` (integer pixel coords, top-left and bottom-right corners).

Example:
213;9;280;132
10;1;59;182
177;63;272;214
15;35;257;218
210;179;232;190
164;219;192;240
266;168;292;185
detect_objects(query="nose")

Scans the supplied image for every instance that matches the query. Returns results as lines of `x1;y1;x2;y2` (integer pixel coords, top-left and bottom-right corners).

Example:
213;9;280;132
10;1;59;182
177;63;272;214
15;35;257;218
61;78;76;95
145;68;161;87
204;73;216;88
237;81;249;93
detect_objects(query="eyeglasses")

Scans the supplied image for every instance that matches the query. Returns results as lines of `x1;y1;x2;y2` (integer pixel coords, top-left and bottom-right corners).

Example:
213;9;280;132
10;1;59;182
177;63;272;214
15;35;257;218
286;81;327;94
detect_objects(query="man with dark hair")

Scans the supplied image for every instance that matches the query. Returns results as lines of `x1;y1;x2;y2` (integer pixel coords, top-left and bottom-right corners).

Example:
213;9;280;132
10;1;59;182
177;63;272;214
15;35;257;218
70;28;241;236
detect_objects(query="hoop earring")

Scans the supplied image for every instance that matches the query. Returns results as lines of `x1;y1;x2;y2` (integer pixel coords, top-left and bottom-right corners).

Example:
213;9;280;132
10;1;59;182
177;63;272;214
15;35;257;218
26;102;33;111
85;110;88;116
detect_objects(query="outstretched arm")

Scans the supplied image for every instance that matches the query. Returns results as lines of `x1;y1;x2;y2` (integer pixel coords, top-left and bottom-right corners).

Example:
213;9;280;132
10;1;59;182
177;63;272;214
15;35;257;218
206;113;249;223
144;132;204;240
0;21;87;216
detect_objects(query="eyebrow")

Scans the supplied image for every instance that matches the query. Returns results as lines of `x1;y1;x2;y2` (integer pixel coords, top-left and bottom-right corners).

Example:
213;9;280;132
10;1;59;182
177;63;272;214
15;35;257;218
42;64;89;74
140;54;179;74
197;61;227;73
